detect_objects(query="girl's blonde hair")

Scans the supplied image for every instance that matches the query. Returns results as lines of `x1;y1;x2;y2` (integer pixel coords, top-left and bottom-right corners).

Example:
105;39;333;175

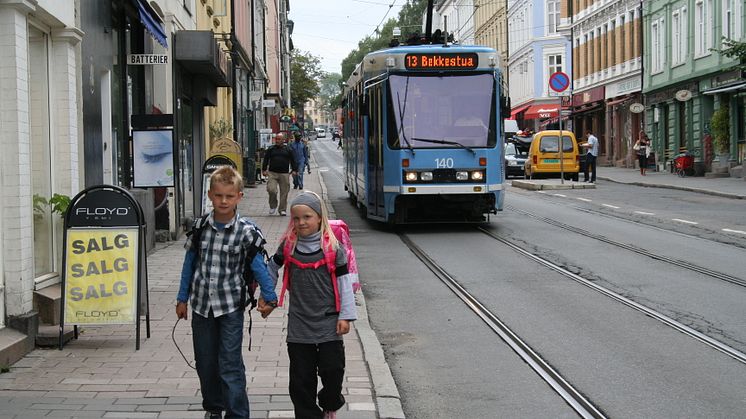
282;190;338;253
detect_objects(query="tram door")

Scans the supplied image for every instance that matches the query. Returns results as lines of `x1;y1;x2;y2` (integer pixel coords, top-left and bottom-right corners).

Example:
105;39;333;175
367;86;385;217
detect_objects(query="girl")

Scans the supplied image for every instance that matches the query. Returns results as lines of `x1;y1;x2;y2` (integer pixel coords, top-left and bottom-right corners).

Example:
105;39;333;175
266;191;357;419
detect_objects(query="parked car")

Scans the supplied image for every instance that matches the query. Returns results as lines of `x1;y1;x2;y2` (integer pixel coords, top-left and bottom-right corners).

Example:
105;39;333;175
523;130;580;181
504;141;529;178
316;128;326;138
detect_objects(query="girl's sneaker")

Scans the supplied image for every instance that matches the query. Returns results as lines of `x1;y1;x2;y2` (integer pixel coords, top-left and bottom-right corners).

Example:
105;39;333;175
323;411;337;419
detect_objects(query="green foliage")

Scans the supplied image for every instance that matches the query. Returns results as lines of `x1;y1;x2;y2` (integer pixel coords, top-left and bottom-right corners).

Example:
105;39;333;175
711;105;730;154
209;119;233;144
340;0;428;83
318;73;343;112
715;38;746;70
33;193;71;218
290;50;324;109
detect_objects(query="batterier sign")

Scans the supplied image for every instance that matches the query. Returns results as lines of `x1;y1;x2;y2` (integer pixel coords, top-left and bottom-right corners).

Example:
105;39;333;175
64;229;138;324
60;185;150;349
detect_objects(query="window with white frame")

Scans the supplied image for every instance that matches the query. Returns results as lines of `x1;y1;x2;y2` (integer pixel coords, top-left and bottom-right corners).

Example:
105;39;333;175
548;54;562;77
722;0;742;42
651;18;665;72
695;0;712;56
672;8;688;65
547;0;560;34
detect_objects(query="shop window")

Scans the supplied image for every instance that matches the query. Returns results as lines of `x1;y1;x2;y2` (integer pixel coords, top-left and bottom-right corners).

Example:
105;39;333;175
29;26;56;279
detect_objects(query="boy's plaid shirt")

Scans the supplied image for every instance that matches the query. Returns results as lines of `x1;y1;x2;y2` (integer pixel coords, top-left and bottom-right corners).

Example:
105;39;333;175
184;212;259;318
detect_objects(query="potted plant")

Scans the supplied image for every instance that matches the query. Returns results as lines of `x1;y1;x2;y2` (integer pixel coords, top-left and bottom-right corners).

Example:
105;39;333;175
710;104;730;166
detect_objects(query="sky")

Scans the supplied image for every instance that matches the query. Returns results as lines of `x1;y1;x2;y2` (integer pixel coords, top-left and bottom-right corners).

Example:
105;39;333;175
289;0;405;74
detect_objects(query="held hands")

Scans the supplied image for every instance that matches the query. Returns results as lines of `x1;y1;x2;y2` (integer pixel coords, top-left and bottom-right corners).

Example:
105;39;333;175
336;319;351;335
262;170;268;177
257;298;277;319
175;302;188;320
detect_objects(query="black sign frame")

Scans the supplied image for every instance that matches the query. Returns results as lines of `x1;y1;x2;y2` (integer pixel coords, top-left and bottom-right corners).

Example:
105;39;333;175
404;52;479;70
59;185;151;350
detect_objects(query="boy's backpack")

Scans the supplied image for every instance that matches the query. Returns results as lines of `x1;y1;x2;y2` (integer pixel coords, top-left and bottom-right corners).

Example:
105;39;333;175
187;214;266;311
278;219;359;310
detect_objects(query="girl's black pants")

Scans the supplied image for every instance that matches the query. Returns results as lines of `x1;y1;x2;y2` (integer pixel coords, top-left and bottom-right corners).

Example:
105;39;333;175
288;340;346;418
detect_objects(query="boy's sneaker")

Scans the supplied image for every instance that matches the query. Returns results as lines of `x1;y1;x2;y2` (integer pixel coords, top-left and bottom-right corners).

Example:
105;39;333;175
269;208;277;215
323;411;336;419
279;210;287;216
204;412;221;419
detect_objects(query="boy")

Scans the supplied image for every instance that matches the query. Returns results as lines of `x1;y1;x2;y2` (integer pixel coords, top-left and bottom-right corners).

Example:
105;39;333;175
176;166;278;419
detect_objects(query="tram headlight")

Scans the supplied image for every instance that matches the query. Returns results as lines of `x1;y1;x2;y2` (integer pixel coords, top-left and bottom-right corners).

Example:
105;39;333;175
405;171;418;182
471;170;484;181
420;171;433;181
456;171;469;181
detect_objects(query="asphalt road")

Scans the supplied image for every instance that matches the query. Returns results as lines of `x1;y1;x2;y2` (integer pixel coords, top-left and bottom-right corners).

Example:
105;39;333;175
311;140;746;418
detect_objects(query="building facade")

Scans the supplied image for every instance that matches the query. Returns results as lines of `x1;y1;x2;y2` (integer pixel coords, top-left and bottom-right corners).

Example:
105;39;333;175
508;0;572;132
568;0;644;167
432;0;476;45
0;0;83;360
644;0;745;173
474;0;508;72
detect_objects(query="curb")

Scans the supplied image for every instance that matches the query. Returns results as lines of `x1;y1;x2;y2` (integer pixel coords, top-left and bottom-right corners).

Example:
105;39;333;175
316;157;406;419
511;179;596;191
598;177;746;200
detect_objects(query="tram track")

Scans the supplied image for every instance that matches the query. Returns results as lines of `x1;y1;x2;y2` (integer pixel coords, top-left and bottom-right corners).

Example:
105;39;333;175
476;226;746;366
505;204;746;289
398;233;607;419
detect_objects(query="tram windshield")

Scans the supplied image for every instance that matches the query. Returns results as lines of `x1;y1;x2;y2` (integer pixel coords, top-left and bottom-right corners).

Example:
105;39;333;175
388;73;496;150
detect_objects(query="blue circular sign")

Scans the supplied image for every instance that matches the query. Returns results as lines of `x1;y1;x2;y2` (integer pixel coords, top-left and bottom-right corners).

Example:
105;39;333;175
549;72;570;92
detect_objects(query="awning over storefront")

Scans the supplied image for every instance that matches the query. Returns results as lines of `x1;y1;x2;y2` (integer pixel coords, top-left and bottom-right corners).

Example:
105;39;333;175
134;0;168;48
703;81;746;95
524;104;559;119
510;104;531;118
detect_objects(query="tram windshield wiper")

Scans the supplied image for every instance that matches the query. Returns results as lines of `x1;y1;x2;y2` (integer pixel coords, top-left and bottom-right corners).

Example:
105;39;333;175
411;137;476;154
396;77;415;155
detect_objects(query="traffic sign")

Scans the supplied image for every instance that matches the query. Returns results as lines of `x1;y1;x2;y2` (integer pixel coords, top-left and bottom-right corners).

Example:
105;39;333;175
549;71;570;93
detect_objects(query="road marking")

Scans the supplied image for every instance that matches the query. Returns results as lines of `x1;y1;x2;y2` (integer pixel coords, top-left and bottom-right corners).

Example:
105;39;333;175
536;191;547;194
319;168;330;172
553;193;566;197
634;211;655;215
602;204;620;209
672;218;698;225
576;197;592;202
722;228;746;235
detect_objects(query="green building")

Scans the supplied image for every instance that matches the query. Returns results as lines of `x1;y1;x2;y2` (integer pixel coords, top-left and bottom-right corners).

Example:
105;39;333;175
643;0;745;174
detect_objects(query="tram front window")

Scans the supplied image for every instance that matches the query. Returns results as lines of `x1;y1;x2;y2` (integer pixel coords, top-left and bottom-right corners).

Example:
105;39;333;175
388;73;496;149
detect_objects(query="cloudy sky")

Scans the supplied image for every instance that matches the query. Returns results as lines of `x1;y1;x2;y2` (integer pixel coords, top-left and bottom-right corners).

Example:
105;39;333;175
289;0;405;74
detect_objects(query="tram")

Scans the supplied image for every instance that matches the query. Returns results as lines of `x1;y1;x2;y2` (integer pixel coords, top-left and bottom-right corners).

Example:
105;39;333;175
341;27;511;223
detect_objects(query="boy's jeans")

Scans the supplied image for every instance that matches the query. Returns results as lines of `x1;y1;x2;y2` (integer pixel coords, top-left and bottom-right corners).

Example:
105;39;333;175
192;310;249;419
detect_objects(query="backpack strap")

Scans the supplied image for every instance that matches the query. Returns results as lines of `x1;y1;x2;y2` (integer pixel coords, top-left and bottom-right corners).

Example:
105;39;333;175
278;235;341;312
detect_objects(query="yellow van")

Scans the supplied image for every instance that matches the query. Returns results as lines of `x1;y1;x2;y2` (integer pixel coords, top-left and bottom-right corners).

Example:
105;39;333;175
523;130;580;181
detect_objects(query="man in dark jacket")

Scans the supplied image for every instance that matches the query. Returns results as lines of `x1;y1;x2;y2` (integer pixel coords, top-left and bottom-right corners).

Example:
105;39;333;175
262;133;298;215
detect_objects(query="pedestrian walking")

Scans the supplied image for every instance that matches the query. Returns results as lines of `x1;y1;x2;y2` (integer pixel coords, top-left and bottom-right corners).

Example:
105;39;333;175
175;166;279;419
289;131;310;190
634;130;651;176
264;191;358;419
581;129;599;183
262;133;298;216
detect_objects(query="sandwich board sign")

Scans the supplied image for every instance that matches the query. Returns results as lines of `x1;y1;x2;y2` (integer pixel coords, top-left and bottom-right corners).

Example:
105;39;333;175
59;185;150;350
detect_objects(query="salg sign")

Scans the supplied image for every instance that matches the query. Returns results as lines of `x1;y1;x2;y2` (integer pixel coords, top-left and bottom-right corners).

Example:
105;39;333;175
60;185;150;350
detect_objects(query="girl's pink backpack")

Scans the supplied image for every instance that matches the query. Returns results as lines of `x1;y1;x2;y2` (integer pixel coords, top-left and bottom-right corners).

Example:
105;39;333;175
328;220;360;293
277;219;361;309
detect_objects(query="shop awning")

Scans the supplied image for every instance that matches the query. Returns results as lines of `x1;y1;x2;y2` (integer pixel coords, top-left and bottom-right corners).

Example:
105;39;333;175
524;104;559;119
134;0;168;48
510;104;531;118
606;95;631;107
703;81;746;95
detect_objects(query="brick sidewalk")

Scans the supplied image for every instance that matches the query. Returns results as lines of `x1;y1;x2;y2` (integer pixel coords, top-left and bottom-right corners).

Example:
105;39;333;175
0;163;385;418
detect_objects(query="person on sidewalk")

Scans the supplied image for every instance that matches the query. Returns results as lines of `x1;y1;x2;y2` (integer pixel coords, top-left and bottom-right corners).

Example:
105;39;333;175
289;131;310;190
175;166;279;419
581;130;599;183
263;191;358;419
262;133;298;216
634;131;651;176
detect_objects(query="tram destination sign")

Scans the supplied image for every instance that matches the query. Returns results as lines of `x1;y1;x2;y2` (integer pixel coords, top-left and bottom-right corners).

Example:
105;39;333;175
404;52;479;70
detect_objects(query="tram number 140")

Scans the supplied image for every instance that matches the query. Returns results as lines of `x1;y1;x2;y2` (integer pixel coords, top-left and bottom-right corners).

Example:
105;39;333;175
435;158;454;168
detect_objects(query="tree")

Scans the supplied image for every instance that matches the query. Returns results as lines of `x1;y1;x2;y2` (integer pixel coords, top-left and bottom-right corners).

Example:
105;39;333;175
290;50;324;109
340;0;428;82
718;38;746;70
318;73;343;111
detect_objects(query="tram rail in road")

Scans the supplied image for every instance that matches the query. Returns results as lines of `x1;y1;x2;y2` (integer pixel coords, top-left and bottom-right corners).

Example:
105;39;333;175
476;226;746;366
398;233;607;419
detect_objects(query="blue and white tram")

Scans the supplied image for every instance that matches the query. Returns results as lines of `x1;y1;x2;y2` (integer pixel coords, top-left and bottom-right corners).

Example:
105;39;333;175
342;44;511;223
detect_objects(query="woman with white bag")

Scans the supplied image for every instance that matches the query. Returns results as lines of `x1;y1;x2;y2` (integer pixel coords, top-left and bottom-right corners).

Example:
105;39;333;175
633;131;651;176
